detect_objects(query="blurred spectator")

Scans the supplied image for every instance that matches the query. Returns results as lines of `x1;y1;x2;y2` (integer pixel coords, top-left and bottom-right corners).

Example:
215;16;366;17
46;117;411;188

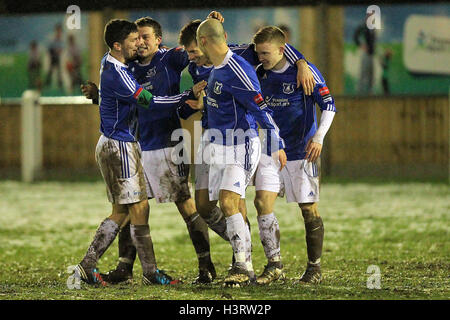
353;13;376;94
380;48;393;95
27;40;42;90
45;23;64;89
66;34;82;92
278;24;291;43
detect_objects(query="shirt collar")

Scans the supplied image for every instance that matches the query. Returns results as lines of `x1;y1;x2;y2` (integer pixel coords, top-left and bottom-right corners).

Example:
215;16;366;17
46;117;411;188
214;49;233;69
107;53;128;68
271;60;291;74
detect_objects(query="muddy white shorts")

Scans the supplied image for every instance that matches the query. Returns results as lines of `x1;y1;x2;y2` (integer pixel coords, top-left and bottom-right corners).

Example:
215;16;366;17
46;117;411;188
141;147;191;203
207;137;261;201
279;158;320;203
95;135;147;204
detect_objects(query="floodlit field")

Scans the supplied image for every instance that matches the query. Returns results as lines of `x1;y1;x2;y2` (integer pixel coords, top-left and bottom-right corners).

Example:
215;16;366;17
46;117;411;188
0;180;448;300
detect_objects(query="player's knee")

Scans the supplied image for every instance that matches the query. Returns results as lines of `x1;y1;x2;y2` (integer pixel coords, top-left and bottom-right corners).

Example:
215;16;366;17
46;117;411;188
219;197;239;216
299;202;320;222
128;200;149;224
139;200;149;213
175;197;196;217
196;198;212;217
195;190;211;215
109;204;128;225
254;197;266;215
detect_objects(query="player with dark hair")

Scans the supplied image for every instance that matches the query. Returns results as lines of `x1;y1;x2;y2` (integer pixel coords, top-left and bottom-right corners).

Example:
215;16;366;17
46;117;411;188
253;26;336;284
82;16;215;285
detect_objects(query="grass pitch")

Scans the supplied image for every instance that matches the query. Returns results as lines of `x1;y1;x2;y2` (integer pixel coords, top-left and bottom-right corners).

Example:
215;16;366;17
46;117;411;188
0;180;448;300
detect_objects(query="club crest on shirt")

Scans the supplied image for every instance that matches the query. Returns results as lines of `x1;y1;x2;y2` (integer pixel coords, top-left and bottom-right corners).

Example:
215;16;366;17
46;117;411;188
214;81;223;95
283;82;295;94
146;66;157;78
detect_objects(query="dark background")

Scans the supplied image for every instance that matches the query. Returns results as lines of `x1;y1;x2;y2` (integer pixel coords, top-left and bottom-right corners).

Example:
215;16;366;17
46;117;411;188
0;0;441;14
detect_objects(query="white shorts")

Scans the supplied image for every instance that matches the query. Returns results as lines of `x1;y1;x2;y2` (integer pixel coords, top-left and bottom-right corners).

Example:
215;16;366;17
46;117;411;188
142;147;191;203
95;135;147;204
279;158;320;203
254;153;281;193
207;137;261;201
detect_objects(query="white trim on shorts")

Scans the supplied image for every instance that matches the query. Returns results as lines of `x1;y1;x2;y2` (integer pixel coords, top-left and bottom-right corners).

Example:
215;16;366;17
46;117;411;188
208;137;261;201
279;158;320;203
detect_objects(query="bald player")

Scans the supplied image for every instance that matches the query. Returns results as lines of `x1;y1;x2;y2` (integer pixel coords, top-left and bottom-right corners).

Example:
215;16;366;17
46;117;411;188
190;19;286;287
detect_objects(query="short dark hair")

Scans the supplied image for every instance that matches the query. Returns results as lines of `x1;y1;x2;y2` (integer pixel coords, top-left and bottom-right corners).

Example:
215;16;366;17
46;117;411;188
178;19;201;47
104;19;138;49
135;17;162;39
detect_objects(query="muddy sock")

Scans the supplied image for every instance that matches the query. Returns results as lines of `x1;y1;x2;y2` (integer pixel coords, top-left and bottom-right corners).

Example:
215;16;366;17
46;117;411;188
185;213;212;269
226;213;247;268
243;219;253;272
304;217;324;264
130;224;157;275
117;222;136;272
80;218;119;270
203;206;229;241
257;213;281;262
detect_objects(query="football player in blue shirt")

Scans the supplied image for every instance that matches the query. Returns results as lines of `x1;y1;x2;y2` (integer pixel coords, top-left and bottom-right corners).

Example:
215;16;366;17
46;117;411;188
189;18;288;287
82;17;215;285
111;16;216;285
180;16;316;283
252;26;336;285
82;14;314;284
76;19;190;286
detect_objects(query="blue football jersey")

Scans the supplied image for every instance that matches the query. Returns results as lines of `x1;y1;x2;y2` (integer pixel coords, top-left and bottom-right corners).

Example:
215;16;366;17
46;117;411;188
129;47;190;151
256;60;337;160
189;43;305;130
205;50;284;149
98;53;143;142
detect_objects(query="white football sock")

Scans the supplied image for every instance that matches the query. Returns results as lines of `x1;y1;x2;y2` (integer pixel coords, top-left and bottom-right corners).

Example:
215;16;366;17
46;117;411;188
257;213;281;261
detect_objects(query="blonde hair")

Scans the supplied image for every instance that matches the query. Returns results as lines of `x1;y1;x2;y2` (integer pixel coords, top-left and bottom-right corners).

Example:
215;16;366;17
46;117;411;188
253;26;286;45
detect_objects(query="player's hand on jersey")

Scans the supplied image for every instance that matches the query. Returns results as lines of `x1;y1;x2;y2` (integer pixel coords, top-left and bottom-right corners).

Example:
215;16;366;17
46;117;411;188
207;11;224;23
80;81;99;100
193;80;207;98
296;59;315;95
186;90;205;110
305;139;322;163
273;149;287;171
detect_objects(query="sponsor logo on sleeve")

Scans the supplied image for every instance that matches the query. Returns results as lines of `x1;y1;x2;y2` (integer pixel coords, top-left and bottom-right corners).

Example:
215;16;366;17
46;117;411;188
319;86;332;103
253;93;267;110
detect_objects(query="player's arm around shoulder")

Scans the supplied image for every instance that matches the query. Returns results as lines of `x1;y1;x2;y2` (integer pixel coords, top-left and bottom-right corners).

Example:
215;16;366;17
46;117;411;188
166;46;190;73
281;43;315;94
296;59;315;95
